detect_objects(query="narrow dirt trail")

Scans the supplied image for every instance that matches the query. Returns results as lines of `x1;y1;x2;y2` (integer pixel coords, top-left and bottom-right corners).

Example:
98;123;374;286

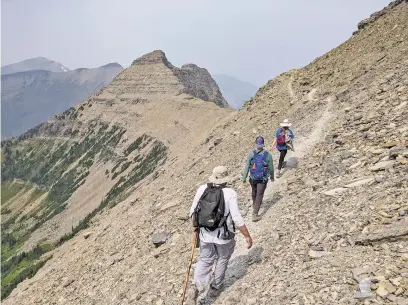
232;92;334;257
287;76;296;103
307;88;317;101
199;91;335;304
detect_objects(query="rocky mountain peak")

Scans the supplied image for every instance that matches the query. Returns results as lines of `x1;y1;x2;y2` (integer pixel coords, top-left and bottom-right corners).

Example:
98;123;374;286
131;50;174;68
116;50;229;107
101;62;123;69
175;63;229;108
180;63;201;71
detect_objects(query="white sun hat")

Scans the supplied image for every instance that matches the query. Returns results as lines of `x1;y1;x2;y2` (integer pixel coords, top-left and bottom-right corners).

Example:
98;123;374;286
209;166;233;184
280;119;292;127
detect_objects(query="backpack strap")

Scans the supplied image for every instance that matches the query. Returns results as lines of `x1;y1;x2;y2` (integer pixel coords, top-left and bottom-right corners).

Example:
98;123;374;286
225;211;235;232
250;149;263;163
262;151;268;161
193;185;211;228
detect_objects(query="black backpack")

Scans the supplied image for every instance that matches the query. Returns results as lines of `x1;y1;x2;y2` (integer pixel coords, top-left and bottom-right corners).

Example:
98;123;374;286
193;184;228;231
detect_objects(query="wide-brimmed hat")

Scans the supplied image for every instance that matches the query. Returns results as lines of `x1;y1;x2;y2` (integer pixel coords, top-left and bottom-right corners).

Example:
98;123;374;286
280;119;292;127
209;166;233;184
255;136;265;148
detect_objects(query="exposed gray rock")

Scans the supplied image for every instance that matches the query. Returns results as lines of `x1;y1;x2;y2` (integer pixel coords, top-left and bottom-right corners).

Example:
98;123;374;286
354;220;408;245
344;177;374;188
152;230;171;247
369;160;395;172
175;64;229;108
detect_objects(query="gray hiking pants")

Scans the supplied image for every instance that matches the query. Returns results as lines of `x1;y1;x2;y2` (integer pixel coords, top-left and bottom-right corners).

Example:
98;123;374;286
194;239;236;292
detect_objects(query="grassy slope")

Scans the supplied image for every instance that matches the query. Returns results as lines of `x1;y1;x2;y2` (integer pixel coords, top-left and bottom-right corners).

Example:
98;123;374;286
1;117;168;299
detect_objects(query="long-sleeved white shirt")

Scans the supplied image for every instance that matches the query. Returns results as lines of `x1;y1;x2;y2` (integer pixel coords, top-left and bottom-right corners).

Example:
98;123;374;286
189;184;245;244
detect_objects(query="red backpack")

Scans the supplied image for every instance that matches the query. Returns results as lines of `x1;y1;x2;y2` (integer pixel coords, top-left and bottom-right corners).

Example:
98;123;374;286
277;129;287;146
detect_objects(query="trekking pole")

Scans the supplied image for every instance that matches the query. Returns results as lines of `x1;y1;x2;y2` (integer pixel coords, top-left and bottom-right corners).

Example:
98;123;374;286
181;231;198;305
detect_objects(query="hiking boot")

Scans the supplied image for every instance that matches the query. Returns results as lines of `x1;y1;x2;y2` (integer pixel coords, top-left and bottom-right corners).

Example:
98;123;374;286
276;170;281;178
252;213;261;222
208;285;222;298
185;286;198;304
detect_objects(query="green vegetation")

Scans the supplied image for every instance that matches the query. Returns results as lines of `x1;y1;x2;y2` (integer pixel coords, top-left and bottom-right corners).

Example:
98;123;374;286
1;207;12;214
58;138;167;245
111;161;132;180
1;121;129;299
124;135;150;156
1;122;127;230
1;128;168;299
1;244;53;300
106;140;167;204
1;180;29;204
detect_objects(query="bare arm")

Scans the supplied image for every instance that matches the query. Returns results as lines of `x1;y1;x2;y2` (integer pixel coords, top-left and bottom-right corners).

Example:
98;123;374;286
229;191;253;249
237;225;252;249
271;138;277;150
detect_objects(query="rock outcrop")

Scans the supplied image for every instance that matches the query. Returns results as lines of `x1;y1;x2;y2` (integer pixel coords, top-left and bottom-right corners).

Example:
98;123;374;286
355;0;408;34
174;64;229;108
128;50;229;107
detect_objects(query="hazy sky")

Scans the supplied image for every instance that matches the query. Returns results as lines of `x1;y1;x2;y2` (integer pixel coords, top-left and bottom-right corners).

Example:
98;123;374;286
2;0;390;85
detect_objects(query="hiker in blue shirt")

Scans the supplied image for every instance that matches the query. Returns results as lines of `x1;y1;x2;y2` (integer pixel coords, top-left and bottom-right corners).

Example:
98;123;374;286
242;136;274;222
272;119;294;178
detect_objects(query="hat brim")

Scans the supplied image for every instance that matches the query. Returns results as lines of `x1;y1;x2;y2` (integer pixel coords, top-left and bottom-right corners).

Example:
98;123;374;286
280;123;292;127
209;175;232;184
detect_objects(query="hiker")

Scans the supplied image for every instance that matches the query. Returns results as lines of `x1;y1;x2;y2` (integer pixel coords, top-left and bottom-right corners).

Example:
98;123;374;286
187;166;252;303
272;119;294;178
242;136;274;222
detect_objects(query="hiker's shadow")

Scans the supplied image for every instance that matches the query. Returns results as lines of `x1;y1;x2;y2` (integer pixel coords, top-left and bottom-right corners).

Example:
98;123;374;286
259;192;282;217
198;247;263;305
281;157;298;175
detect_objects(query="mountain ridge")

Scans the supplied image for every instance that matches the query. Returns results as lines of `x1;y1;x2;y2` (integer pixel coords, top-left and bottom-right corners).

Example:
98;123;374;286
1;57;71;74
1;61;123;138
1;50;232;300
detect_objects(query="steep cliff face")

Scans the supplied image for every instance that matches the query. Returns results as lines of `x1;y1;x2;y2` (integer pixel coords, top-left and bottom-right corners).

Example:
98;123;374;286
175;64;229;108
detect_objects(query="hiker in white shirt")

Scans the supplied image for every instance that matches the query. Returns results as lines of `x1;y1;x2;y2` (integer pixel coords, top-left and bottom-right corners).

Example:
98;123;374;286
187;166;252;303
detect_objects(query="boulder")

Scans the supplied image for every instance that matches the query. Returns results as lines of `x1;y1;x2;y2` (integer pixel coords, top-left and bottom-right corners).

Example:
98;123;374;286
83;232;93;239
354;220;408;245
369;160;395;172
152;230;171;247
344;177;374;188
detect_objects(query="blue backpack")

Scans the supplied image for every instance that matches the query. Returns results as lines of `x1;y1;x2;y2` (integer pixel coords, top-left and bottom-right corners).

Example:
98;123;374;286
250;150;268;180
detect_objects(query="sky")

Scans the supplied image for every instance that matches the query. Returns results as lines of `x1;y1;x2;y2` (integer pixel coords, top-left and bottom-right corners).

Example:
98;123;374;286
1;0;390;86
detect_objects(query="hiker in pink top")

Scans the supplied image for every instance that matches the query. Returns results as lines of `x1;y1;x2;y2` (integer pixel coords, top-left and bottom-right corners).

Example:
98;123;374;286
272;119;294;178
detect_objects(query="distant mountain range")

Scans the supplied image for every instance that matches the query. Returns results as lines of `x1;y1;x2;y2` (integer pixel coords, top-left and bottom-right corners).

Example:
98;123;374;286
212;74;258;110
1;57;71;74
0;56;255;138
1;57;123;138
